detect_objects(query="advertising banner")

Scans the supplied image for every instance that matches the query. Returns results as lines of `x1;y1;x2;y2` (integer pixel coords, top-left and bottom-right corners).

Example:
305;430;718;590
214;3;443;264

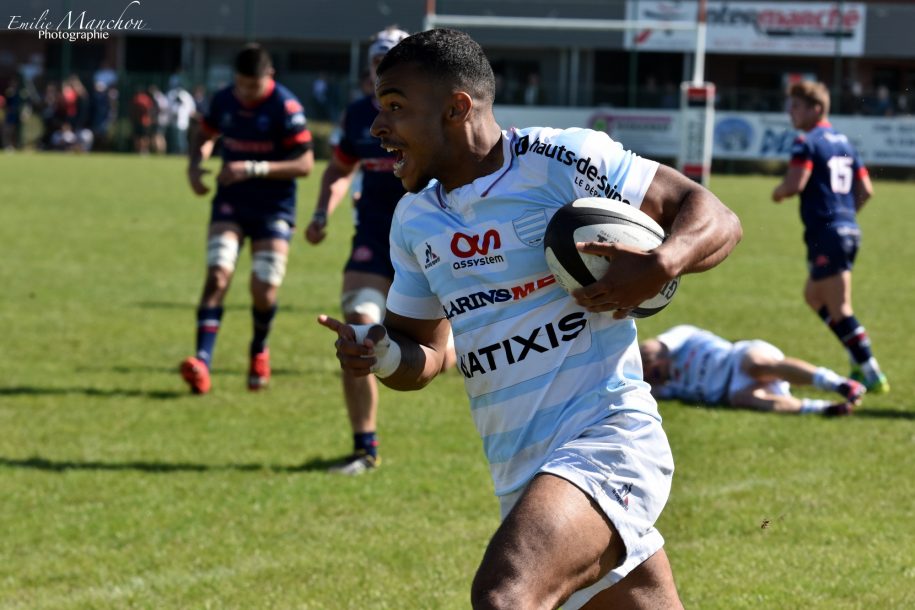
713;113;915;166
624;1;866;57
494;105;915;167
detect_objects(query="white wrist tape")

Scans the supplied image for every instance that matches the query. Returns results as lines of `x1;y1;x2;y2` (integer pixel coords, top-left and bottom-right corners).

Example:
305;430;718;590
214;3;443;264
244;160;269;177
350;324;402;378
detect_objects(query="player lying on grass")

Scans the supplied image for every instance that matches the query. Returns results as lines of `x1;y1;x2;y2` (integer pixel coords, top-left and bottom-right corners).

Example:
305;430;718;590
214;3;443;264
640;325;865;416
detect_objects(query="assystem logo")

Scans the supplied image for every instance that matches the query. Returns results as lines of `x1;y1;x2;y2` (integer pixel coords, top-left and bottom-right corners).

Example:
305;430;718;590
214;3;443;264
450;230;507;274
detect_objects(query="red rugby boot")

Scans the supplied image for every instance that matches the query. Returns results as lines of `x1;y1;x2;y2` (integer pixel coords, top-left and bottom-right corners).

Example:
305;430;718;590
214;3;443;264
248;349;271;391
180;357;211;395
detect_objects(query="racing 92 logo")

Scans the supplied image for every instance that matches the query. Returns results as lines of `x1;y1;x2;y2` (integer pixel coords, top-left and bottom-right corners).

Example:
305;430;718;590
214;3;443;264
451;230;502;258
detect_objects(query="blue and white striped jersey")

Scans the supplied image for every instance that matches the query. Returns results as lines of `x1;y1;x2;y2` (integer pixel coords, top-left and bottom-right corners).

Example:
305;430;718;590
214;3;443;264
386;126;662;495
654;325;735;404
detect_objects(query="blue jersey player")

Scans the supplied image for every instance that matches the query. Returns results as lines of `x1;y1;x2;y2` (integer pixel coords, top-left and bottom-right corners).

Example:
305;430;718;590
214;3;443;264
305;27;441;474
319;29;741;608
181;44;314;394
772;80;887;394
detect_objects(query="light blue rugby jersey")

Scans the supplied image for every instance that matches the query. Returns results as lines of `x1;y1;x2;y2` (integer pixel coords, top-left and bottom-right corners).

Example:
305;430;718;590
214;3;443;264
386;126;662;495
655;325;736;404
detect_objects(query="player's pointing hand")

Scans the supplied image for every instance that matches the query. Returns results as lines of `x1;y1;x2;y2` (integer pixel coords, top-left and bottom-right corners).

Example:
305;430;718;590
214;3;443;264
318;314;385;376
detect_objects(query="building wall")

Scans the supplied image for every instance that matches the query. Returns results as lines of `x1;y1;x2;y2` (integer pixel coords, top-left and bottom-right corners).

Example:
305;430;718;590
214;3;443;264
3;0;914;116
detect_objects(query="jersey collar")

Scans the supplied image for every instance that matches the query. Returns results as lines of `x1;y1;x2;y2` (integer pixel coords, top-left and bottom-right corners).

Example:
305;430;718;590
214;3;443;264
234;78;276;109
435;129;517;210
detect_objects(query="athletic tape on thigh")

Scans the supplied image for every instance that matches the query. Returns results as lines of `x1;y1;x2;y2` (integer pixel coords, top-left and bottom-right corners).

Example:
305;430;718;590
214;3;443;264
206;234;240;271
252;250;288;286
341;287;386;323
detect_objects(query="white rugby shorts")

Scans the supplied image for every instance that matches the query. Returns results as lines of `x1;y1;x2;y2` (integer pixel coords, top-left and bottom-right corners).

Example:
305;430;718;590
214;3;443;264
727;340;791;401
498;409;674;610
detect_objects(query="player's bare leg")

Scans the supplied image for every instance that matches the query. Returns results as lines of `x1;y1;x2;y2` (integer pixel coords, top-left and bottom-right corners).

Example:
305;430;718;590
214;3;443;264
581;548;681;610
181;222;242;394
246;238;288;391
805;271;888;392
342;306;380;430
471;473;682;610
201;222;243;306
735;346;863;415
743;348;819;386
730;386;804;413
730;383;856;416
805;271;853;321
329;271;391;474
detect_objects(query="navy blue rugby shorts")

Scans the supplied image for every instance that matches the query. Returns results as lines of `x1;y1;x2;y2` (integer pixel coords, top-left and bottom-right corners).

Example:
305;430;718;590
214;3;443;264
210;200;295;242
805;226;860;280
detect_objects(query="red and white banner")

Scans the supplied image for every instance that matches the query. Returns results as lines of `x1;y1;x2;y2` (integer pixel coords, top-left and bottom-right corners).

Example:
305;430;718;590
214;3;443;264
624;1;867;57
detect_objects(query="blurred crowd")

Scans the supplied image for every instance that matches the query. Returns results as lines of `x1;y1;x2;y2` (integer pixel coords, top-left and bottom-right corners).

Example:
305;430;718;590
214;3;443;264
0;66;210;155
1;62;910;155
126;78;206;155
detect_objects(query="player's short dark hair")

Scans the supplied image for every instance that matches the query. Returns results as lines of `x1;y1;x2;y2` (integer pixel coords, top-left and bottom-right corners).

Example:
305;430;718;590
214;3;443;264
789;80;830;115
376;28;495;105
234;44;273;77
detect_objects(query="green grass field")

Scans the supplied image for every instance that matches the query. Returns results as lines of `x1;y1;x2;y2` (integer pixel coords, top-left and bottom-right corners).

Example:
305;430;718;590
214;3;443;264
1;153;913;609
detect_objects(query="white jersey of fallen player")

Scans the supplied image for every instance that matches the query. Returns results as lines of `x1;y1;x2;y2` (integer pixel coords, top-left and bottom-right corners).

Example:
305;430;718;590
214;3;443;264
655;325;736;404
385;126;661;495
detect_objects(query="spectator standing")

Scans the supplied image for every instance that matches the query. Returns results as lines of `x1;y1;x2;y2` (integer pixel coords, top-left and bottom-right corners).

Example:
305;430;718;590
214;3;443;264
88;80;114;150
167;81;197;154
149;84;169;153
130;86;154;154
3;76;27;150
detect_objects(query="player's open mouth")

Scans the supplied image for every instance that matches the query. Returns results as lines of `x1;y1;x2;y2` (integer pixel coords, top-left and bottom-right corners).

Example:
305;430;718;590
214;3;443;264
384;144;405;177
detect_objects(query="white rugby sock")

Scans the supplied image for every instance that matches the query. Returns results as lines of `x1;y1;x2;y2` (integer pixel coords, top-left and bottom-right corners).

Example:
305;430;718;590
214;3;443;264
799;398;833;414
812;367;842;392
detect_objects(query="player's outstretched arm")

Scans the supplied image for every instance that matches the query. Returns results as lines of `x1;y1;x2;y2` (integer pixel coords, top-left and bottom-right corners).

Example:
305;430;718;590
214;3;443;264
318;311;450;391
187;129;216;195
220;150;315;186
259;149;315;179
854;171;873;211
306;155;358;245
771;164;810;203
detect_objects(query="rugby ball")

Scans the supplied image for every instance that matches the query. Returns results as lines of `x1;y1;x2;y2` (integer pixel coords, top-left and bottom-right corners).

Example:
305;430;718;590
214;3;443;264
543;197;680;318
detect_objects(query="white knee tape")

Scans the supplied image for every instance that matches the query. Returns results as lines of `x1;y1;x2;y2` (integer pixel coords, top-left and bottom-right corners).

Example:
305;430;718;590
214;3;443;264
207;235;240;271
341;288;387;324
351;324;402;378
252;250;288;286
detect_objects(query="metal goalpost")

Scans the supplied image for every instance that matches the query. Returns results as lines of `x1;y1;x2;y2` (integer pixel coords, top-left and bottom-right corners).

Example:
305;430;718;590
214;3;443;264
423;0;715;185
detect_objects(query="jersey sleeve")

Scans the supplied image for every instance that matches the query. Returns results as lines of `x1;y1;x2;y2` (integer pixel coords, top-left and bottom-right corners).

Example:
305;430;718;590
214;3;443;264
852;149;869;180
570;128;660;209
278;95;313;154
788;134;814;170
513;127;659;215
384;205;445;320
200;91;222;137
334;107;360;164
